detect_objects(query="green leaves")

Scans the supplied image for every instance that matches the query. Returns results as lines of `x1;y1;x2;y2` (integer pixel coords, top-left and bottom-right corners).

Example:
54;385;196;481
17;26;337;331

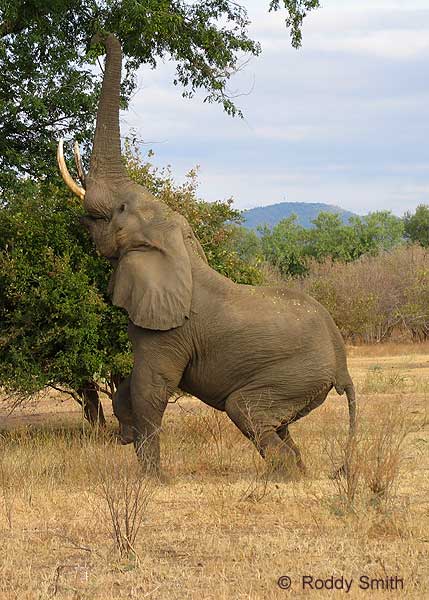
259;215;308;277
256;210;405;278
269;0;320;48
0;0;97;187
0;181;130;394
404;205;429;248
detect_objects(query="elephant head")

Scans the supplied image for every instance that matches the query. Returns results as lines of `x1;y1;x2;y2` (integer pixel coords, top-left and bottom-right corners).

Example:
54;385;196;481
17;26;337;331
57;33;201;330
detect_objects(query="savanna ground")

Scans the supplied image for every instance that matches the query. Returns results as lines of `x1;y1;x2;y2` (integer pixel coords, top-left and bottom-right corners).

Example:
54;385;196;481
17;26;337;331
0;344;428;599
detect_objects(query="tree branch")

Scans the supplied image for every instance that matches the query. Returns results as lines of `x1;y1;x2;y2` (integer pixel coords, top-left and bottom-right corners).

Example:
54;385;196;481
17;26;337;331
48;385;82;405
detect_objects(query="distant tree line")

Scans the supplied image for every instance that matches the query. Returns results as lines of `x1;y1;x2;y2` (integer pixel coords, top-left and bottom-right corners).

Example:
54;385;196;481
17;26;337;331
229;205;429;277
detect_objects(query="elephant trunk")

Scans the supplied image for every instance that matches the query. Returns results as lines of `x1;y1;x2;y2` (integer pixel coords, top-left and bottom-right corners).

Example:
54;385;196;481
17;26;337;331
87;33;129;186
57;33;137;214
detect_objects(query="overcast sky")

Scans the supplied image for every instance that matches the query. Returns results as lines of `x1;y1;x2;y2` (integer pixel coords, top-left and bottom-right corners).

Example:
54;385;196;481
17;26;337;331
121;0;429;215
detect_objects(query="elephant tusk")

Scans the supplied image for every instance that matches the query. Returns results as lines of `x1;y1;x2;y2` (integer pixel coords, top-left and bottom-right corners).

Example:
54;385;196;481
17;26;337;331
73;141;87;187
57;138;86;200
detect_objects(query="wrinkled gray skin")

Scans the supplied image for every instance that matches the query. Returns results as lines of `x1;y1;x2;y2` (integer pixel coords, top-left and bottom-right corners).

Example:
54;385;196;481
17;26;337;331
69;34;356;475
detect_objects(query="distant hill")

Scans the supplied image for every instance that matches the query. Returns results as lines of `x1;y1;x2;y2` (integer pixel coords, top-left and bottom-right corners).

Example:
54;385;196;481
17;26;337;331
241;202;357;230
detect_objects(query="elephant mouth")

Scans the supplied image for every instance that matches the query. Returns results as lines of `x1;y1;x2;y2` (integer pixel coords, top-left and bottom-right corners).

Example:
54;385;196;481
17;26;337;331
116;227;154;253
116;231;128;244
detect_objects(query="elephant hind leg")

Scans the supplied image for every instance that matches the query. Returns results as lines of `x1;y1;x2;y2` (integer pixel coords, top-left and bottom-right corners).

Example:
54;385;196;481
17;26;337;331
225;393;300;475
287;387;331;425
276;388;331;475
276;423;306;474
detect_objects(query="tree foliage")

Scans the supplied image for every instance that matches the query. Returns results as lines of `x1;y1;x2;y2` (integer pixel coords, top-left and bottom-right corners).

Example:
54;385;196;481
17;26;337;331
256;211;405;277
269;0;320;48
0;181;129;396
227;226;263;266
404;204;429;248
259;215;308;277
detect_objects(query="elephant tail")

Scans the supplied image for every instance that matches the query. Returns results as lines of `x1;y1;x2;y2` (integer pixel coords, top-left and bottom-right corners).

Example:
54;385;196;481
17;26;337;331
330;381;357;479
344;383;357;440
334;380;357;440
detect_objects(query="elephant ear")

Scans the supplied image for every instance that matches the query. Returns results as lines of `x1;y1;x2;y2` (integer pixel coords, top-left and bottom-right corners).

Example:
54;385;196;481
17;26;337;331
108;225;192;330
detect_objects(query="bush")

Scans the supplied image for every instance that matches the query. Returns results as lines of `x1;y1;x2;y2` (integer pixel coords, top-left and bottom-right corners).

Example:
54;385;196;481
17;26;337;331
296;245;429;343
0;183;127;397
404;204;429;248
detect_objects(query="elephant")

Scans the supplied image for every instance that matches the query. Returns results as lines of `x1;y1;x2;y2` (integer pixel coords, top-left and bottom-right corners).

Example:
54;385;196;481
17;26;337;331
57;33;356;475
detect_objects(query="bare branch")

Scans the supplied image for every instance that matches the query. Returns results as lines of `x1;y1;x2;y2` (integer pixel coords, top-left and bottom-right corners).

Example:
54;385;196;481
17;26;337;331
48;385;82;405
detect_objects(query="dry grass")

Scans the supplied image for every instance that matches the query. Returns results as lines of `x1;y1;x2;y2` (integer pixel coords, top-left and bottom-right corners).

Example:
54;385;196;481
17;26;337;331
0;346;428;599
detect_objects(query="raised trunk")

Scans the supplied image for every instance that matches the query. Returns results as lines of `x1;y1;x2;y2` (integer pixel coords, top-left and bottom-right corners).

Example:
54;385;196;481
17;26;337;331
89;34;128;182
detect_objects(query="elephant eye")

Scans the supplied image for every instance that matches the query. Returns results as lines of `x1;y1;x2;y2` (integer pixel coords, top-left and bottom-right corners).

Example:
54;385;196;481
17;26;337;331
119;203;126;213
88;213;110;222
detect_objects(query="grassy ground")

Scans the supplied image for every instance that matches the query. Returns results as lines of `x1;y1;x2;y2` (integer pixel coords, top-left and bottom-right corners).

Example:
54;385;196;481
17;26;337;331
0;344;428;599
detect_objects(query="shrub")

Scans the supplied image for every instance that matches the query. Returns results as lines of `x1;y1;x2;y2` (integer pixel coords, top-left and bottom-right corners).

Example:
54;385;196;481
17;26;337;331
296;245;429;343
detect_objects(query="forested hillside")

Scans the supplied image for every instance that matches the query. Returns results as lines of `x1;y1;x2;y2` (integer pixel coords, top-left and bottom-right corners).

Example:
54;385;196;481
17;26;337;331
242;201;357;229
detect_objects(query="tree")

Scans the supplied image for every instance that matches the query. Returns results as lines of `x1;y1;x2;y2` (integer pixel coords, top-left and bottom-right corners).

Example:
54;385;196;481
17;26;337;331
259;215;309;277
0;181;129;423
258;210;405;278
228;226;263;266
404;205;429;248
307;212;357;262
0;0;320;188
349;211;404;256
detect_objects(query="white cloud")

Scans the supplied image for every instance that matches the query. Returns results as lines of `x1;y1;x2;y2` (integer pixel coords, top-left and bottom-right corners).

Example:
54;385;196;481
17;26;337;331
308;29;429;60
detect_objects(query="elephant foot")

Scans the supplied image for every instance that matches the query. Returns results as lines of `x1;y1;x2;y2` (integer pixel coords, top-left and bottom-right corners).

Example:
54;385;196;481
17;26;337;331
264;448;306;482
266;464;305;484
118;424;134;445
134;434;162;479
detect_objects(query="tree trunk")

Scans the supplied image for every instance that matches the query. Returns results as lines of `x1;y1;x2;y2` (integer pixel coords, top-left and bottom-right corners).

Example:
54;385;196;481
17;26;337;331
77;380;106;427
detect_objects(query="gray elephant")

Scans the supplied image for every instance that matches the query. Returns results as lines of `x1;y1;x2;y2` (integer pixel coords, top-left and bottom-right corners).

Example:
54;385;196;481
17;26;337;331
57;33;356;475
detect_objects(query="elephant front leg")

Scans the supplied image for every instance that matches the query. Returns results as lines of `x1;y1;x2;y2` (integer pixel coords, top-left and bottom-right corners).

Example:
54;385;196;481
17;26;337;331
112;376;134;444
130;369;170;474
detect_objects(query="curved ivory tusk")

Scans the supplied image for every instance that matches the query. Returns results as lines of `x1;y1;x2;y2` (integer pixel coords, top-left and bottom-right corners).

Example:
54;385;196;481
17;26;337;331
57;139;85;200
73;141;86;187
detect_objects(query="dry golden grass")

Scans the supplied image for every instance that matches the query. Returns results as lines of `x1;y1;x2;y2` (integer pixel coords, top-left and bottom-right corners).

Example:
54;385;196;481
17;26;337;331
0;345;428;599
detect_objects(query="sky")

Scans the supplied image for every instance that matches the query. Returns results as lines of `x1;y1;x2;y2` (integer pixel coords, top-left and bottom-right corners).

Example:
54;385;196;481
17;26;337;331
120;0;429;215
